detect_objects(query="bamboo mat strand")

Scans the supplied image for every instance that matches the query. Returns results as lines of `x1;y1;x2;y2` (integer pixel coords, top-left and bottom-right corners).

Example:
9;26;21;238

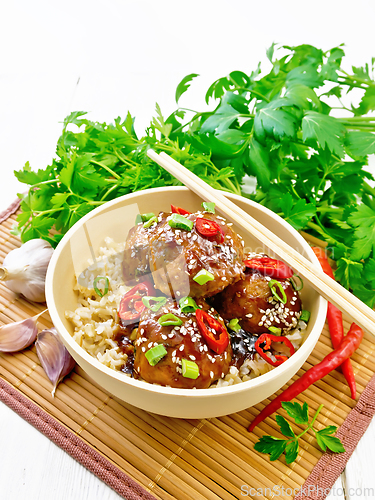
1;207;375;500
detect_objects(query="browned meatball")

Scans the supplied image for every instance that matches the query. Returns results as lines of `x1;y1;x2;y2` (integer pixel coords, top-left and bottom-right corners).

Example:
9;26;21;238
147;211;245;299
213;269;302;334
122;213;169;284
133;299;232;388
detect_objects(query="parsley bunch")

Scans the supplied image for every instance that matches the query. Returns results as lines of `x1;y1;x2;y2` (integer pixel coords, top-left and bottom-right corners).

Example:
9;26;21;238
254;402;345;463
14;43;375;306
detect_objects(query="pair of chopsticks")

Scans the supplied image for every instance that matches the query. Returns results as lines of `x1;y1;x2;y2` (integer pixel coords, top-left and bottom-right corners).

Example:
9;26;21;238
147;149;375;338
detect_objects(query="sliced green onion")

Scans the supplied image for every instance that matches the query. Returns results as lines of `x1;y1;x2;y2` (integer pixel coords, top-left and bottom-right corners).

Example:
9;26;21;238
140;212;155;222
158;313;183;326
142;296;167;312
93;276;109;297
143;216;158;228
135;214;142;224
268;279;287;304
290;274;304;291
202;202;215;213
181;359;200;379
168;213;193;231
300;310;311;322
193;269;215;285
145;344;168;366
179;296;199;313
268;326;282;336
228;318;241;332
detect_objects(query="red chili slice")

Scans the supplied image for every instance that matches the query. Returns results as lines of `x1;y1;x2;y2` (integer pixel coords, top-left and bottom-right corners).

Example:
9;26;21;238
118;294;144;323
244;257;294;279
123;281;153;299
171;205;191;215
119;281;154;323
196;309;229;354
255;333;295;367
195;218;224;243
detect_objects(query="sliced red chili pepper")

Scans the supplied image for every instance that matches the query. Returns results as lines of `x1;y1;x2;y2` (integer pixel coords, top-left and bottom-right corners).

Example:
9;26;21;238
196;309;229;354
123;281;153;299
118;294;144;323
119;281;154;323
255;333;295;367
244;257;294;279
195;218;224;243
171;205;191;216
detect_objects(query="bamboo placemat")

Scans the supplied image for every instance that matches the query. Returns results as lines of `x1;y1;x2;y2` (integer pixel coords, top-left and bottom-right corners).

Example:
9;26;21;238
1;204;375;500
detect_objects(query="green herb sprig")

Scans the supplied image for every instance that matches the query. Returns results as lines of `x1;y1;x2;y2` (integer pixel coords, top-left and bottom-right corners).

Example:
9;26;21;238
254;402;345;464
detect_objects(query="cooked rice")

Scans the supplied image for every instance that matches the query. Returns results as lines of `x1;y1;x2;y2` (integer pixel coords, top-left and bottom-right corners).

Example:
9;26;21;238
66;238;306;386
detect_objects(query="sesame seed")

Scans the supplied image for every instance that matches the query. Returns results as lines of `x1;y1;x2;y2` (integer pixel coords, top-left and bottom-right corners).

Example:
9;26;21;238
142;347;146;352
168;333;174;338
210;371;214;378
189;355;196;360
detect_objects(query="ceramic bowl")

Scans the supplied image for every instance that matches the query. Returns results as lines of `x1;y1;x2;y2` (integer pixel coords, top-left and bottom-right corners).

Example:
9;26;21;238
46;187;326;418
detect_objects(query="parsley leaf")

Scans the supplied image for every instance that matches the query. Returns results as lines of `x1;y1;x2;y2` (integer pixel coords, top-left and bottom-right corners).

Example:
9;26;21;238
175;73;199;104
281;401;309;425
254;436;287;461
302;112;346;157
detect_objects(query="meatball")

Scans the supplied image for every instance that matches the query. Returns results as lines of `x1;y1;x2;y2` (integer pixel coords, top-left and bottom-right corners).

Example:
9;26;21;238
122;213;169;284
213;269;302;335
147;211;245;299
133;299;232;388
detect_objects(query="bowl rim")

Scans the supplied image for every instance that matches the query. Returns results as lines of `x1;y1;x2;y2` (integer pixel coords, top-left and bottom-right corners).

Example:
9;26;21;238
46;186;327;397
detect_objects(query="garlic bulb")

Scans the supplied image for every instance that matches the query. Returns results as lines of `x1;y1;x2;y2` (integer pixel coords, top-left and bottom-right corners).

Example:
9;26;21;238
0;239;54;302
35;327;76;396
0;309;47;352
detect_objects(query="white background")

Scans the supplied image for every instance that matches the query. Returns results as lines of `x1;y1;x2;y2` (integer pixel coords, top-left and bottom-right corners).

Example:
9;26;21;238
1;1;375;499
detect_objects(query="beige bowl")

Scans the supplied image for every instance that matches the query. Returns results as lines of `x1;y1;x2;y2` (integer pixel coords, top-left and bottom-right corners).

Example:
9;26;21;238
46;186;326;418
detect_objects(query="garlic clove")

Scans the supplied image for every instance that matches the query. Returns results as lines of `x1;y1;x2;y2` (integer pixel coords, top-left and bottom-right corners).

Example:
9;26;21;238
35;327;76;396
0;239;54;302
0;309;48;353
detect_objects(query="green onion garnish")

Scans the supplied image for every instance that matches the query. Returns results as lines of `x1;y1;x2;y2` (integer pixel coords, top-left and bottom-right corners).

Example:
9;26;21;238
181;359;200;379
228;318;241;332
179;296;199;313
143;216;158;228
158;313;183;326
268;279;287;304
142;296;167;312
93;276;109;297
141;212;155;222
268;326;282;336
202;202;215;213
135;214;142;224
168;213;193;231
145;344;168;366
290;274;304;291
193;269;215;285
300;310;311;322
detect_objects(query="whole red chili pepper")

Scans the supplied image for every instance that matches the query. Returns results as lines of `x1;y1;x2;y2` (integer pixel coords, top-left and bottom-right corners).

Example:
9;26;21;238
248;323;364;432
312;247;356;398
171;205;191;216
196;309;229;354
255;334;295;367
195;218;224;243
244;257;294;279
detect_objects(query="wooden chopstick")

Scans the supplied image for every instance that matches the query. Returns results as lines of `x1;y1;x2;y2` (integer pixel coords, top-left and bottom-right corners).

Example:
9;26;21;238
147;149;375;337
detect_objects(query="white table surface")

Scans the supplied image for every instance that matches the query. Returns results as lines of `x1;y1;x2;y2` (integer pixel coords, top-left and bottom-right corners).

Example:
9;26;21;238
1;1;375;498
